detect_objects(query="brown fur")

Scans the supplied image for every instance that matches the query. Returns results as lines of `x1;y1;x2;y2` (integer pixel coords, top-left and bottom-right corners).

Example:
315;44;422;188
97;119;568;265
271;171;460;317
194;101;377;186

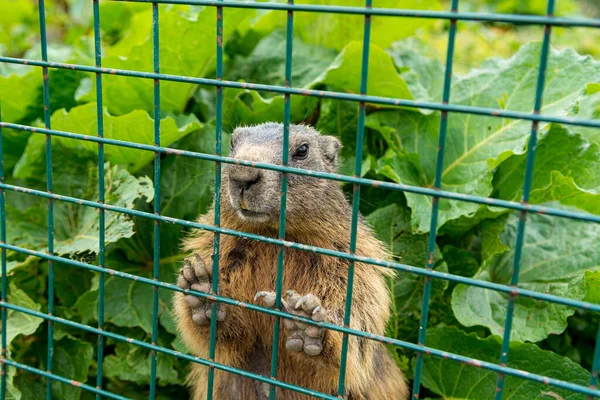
173;123;409;400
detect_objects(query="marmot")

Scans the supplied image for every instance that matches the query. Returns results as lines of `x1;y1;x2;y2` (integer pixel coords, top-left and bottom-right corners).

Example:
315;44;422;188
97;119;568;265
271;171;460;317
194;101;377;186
173;123;409;400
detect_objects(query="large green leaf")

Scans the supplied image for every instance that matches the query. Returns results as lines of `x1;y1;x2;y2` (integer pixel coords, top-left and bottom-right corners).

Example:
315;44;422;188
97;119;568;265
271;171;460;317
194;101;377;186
569;87;600;145
493;124;600;215
104;341;179;386
4;282;43;346
0;72;38;124
387;37;445;103
0;284;38;400
132;124;222;263
421;327;590;400
51;338;94;400
452;204;600;342
1;44;91;131
221;35;417;129
367;43;600;233
7;154;154;256
253;0;440;51
228;30;338;90
310;41;415;104
78;5;256;115
73;262;178;335
13;103;201;175
366;204;448;343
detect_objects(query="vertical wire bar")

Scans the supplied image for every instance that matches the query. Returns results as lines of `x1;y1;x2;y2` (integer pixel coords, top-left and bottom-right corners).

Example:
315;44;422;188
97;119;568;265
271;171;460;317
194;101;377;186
149;3;161;399
336;1;372;396
588;322;600;400
494;2;555;399
268;2;294;399
38;1;55;398
0;91;7;400
92;1;106;397
206;0;224;397
411;1;459;398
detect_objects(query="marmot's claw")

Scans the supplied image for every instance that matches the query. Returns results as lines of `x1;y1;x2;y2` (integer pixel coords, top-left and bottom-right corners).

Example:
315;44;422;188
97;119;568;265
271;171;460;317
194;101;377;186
254;291;288;310
178;253;225;326
282;292;326;357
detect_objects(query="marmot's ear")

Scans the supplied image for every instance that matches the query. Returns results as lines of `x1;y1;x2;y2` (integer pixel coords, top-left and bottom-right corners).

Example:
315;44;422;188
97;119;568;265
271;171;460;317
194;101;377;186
319;135;341;168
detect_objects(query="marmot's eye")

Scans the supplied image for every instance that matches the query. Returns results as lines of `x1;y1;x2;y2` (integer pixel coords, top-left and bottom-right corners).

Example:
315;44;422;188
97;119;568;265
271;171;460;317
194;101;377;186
292;144;309;160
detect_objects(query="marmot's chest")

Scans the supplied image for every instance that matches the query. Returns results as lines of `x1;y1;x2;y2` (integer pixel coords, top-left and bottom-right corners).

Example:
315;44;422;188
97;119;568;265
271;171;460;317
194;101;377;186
218;242;332;302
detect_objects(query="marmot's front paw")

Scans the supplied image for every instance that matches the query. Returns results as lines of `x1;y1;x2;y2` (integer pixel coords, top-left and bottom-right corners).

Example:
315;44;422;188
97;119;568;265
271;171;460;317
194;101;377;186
177;254;225;325
254;290;326;357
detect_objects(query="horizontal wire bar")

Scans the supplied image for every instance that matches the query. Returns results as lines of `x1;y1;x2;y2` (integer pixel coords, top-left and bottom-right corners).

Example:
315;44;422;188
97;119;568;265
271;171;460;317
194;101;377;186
0;358;128;400
1;57;600;130
2;300;599;397
108;0;600;28
2;122;600;225
2;201;600;314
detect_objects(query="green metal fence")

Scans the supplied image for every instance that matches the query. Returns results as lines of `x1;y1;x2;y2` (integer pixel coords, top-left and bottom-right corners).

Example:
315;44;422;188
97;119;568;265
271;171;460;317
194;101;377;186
1;0;600;399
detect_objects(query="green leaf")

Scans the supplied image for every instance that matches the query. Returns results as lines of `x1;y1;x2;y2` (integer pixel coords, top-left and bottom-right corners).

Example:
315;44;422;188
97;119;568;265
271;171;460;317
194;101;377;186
366;204;448;342
441;245;480;279
253;0;440;51
14;103;202;176
452;205;600;342
78;6;256;115
387;37;445;103
221;38;418;130
421;327;590;400
7;367;24;400
0;72;39;124
228;30;338;89
493;124;600;215
222;88;319;127
570;90;600;145
5;282;43;345
367;43;600;233
587;82;600;95
104;341;179;386
73;262;177;335
315;98;359;156
584;270;600;304
218;30;336;126
51;338;94;400
7;158;153;256
311;42;415;105
132;124;222;261
55;164;153;255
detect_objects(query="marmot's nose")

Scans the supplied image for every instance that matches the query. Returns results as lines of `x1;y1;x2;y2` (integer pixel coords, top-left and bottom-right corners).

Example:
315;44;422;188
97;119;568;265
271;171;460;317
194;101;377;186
229;169;261;192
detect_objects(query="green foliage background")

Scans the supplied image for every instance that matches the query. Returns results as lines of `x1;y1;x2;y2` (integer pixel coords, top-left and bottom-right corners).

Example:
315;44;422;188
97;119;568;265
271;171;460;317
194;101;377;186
1;0;600;399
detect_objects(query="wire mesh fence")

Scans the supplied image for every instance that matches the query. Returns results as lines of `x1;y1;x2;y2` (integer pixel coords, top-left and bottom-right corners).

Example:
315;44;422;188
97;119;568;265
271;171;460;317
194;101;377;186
1;0;600;399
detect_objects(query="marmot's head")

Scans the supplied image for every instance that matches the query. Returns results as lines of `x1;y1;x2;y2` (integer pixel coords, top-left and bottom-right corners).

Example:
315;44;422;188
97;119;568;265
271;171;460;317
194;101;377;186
222;123;344;232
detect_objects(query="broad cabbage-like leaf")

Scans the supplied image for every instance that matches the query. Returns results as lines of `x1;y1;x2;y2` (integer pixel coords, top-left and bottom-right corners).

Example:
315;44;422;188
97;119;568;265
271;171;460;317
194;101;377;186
14;103;201;175
5;282;43;345
387;37;445;103
421;327;590;400
1;283;44;400
51;338;94;400
367;204;448;343
493;124;600;215
452;205;600;342
73;263;178;335
77;5;257;115
220;36;418;130
368;43;600;233
253;0;440;51
103;341;179;386
6;158;154;257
